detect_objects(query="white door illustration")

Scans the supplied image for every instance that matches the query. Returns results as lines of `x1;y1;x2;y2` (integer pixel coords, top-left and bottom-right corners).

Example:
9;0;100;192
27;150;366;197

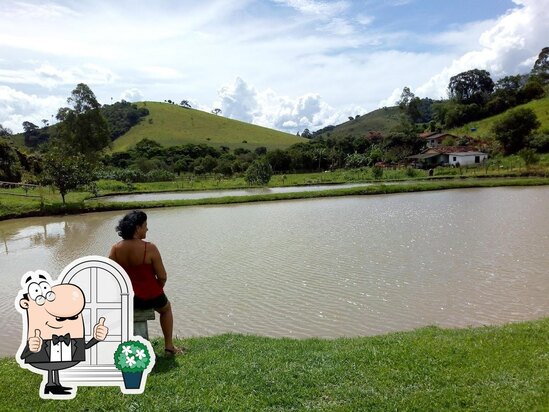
58;257;134;385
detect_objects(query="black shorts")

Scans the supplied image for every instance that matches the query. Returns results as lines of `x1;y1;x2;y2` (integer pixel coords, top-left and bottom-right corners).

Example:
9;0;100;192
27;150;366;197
134;293;169;310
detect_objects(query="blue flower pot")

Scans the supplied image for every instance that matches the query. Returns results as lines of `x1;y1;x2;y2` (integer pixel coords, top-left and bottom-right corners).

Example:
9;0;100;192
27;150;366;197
122;371;143;389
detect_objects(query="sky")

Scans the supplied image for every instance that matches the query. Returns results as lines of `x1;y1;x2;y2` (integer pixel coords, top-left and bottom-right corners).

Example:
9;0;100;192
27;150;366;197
1;0;548;134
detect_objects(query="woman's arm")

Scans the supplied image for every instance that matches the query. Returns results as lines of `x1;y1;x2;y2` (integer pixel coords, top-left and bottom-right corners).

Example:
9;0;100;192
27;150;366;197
149;243;168;287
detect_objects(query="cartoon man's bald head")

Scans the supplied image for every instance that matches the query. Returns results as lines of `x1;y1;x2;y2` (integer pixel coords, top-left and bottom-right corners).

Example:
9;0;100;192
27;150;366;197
19;273;86;340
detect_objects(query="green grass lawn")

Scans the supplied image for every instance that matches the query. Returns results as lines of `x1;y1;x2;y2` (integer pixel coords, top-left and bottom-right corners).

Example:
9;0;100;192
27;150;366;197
111;102;307;152
1;318;547;411
448;96;549;138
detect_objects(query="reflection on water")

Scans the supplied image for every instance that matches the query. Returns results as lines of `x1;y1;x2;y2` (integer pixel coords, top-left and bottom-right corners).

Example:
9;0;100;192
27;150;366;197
1;186;548;356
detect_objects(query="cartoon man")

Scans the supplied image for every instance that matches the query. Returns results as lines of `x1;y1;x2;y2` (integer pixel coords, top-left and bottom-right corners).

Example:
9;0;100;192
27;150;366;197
17;270;109;397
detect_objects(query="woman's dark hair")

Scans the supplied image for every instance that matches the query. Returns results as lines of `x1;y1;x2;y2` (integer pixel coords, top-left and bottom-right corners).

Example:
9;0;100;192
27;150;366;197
116;210;147;240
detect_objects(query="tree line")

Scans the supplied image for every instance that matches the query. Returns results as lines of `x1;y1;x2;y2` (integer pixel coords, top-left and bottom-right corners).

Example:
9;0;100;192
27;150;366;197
398;47;549;130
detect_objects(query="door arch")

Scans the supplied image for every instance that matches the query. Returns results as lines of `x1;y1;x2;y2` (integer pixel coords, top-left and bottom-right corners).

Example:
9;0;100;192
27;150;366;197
58;256;134;385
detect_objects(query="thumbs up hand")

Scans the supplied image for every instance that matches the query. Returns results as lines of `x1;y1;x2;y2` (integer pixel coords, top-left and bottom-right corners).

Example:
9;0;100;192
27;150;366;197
28;329;43;353
93;317;108;341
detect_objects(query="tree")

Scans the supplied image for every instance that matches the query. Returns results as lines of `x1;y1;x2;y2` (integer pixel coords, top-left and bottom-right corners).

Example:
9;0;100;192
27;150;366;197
254;146;267;156
530;133;549;153
486;74;528;115
132;138;165;159
180;100;192;108
0;123;13;137
245;158;273;185
531;46;549;83
22;121;48;148
313;147;326;170
398;87;415;109
211;108;222;116
0;137;23;182
448;69;494;105
266;149;291;172
213;158;234;176
56;83;110;159
397;87;433;123
344;153;368;169
173;157;191;175
301;128;312;138
518;79;545;103
41;144;94;204
518;148;540;169
101;100;149;140
492;108;541;154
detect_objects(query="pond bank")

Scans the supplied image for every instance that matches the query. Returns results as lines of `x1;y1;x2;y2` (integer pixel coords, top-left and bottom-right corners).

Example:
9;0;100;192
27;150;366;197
1;317;547;410
1;176;549;221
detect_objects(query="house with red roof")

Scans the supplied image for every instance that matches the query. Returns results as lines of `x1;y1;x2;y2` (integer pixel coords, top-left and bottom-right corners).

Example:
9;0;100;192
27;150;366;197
419;132;459;148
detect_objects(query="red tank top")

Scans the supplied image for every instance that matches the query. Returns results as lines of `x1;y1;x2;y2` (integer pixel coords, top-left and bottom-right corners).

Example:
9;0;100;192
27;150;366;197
123;242;164;300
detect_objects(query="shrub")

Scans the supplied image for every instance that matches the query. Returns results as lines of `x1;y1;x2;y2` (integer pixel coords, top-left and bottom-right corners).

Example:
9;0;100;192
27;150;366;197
245;158;273;185
405;167;419;177
345;153;369;169
371;166;383;179
144;169;175;182
492;107;541;154
95;168;146;183
530;134;549;153
518;148;540;168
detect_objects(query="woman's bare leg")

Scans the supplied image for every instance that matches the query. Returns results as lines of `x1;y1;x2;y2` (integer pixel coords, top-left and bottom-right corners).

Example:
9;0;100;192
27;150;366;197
156;302;179;352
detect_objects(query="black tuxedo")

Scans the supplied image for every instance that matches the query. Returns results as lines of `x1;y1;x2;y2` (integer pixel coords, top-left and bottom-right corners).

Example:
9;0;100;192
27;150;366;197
21;337;98;364
21;337;99;392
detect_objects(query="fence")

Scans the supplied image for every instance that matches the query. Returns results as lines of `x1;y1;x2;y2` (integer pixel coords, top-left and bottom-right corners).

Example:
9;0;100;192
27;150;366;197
0;181;42;198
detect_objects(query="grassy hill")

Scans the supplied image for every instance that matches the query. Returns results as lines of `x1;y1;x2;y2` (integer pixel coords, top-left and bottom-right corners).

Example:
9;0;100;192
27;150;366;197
317;96;549;142
316;106;403;139
448;96;549;138
111;102;307;152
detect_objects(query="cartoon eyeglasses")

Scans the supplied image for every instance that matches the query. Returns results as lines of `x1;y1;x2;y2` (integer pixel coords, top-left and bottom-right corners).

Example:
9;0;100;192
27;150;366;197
27;281;56;305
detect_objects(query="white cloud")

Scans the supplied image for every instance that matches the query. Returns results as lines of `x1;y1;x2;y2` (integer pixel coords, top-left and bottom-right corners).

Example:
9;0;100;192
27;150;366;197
0;64;117;89
273;0;349;17
0;1;79;19
216;77;259;123
379;88;403;108
139;66;186;80
416;0;549;99
0;86;64;132
321;18;355;36
120;88;144;102
215;77;366;133
355;14;374;26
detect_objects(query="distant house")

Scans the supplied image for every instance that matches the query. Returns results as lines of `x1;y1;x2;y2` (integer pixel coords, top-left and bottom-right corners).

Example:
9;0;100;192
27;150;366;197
447;151;488;166
418;132;458;148
408;146;488;168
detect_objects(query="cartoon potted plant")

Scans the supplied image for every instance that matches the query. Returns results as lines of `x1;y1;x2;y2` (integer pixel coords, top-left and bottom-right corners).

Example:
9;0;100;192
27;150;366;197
114;339;152;390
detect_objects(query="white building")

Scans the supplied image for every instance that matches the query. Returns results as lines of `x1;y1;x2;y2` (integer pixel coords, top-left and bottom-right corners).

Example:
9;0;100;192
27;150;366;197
448;151;488;166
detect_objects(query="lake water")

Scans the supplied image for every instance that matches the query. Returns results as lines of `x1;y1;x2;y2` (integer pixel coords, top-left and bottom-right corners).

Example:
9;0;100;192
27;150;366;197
1;186;548;356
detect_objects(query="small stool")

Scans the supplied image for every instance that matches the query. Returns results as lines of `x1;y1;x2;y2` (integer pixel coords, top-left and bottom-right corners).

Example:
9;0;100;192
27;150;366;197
133;308;155;340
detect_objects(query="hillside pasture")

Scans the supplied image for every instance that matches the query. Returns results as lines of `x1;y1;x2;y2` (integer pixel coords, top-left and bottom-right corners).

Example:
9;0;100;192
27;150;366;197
448;96;549;139
111;102;307;152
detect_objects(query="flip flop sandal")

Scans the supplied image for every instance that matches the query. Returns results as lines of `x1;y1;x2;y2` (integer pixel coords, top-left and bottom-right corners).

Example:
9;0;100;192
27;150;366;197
164;346;185;356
